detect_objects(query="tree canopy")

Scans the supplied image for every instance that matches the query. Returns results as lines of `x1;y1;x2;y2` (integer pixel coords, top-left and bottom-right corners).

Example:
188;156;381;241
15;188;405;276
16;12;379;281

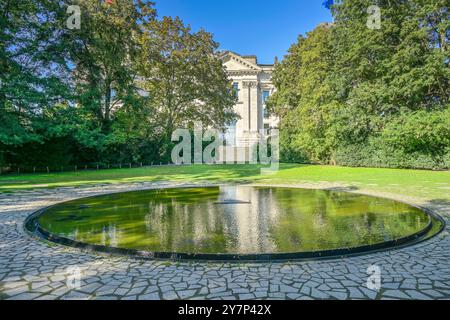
270;0;449;169
0;0;236;168
1;0;448;171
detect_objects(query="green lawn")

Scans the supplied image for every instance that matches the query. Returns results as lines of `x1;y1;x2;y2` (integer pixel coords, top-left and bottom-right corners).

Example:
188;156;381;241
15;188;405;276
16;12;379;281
0;164;449;201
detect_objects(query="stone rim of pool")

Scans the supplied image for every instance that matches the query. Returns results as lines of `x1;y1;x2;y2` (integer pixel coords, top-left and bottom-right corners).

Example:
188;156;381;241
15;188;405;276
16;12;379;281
24;185;446;263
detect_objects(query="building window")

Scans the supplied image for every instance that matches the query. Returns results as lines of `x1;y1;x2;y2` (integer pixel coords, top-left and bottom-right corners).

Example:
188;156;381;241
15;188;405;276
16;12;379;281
225;121;237;146
233;82;239;98
262;90;270;118
262;90;270;103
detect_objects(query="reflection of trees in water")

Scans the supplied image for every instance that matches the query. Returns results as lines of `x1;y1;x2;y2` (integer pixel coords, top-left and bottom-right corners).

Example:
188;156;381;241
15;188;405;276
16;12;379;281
60;188;277;252
269;189;429;251
139;186;281;253
44;187;430;253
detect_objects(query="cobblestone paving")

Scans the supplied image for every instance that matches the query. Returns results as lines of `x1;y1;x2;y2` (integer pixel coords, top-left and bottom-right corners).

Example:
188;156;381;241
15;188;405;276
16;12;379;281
0;182;449;300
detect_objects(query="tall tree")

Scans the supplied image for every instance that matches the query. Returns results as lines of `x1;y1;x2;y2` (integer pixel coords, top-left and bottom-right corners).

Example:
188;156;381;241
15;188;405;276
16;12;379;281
331;0;449;142
0;0;70;165
136;16;237;159
67;0;156;132
269;24;337;163
270;0;449;168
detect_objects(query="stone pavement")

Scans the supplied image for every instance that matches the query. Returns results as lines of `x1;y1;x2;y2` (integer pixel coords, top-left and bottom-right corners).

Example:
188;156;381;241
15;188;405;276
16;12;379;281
0;182;449;300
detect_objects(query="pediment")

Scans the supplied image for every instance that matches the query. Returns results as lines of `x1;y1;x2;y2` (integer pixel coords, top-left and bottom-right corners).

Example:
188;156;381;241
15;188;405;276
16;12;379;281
220;51;262;72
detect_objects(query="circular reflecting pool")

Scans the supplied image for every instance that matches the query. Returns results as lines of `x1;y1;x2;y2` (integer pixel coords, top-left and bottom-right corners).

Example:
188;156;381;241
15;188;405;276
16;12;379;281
26;186;443;260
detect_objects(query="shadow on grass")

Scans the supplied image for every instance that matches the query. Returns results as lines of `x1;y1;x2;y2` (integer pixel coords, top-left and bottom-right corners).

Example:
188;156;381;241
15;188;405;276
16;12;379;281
0;164;310;193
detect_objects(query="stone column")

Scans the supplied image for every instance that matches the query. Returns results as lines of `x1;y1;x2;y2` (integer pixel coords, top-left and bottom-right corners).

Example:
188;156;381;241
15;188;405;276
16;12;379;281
251;83;260;133
243;81;259;132
242;81;251;132
241;81;259;146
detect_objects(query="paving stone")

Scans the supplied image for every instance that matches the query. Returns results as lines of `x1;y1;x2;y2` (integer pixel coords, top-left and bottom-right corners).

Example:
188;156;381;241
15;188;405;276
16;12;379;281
383;290;411;299
400;282;417;290
137;292;161;300
142;286;159;294
1;183;449;301
34;294;59;300
162;290;178;300
300;286;311;295
279;285;298;293
79;283;102;294
317;284;331;291
359;287;378;300
60;291;91;300
2;281;28;289
269;284;279;292
114;288;129;296
7;292;42;300
348;287;365;299
178;290;197;299
383;283;400;290
238;293;255;300
328;291;348;300
421;290;444;298
310;288;330;299
286;293;302;300
126;286;146;295
404;290;432;300
3;286;29;296
231;287;250;294
210;286;227;294
254;291;268;298
94;296;118;300
33;285;53;293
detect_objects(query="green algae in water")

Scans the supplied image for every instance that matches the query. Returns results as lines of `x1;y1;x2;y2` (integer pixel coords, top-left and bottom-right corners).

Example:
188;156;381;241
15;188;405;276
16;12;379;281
37;186;430;254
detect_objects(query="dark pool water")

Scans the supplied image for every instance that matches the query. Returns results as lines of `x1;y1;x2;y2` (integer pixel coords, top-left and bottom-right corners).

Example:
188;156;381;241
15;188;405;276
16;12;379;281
37;186;431;255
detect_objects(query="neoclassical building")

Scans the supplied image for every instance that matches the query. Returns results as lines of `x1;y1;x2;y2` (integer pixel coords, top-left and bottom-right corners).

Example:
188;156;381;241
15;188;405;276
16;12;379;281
219;51;279;147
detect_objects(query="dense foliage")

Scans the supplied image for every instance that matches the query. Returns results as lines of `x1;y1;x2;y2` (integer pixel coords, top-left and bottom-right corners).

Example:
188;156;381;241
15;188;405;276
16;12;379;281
269;0;449;169
0;0;236;169
1;0;448;171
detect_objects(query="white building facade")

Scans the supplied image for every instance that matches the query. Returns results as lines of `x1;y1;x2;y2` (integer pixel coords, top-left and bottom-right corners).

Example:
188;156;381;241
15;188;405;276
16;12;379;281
219;51;278;148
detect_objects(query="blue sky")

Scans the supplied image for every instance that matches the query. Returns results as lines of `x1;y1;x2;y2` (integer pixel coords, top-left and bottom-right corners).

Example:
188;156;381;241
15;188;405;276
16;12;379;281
155;0;333;64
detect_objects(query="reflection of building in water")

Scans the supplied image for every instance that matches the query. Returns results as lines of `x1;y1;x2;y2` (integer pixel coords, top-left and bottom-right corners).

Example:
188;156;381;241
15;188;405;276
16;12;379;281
72;225;122;246
139;186;284;253
219;186;280;253
144;199;223;250
109;224;118;247
71;228;79;242
98;224;119;247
